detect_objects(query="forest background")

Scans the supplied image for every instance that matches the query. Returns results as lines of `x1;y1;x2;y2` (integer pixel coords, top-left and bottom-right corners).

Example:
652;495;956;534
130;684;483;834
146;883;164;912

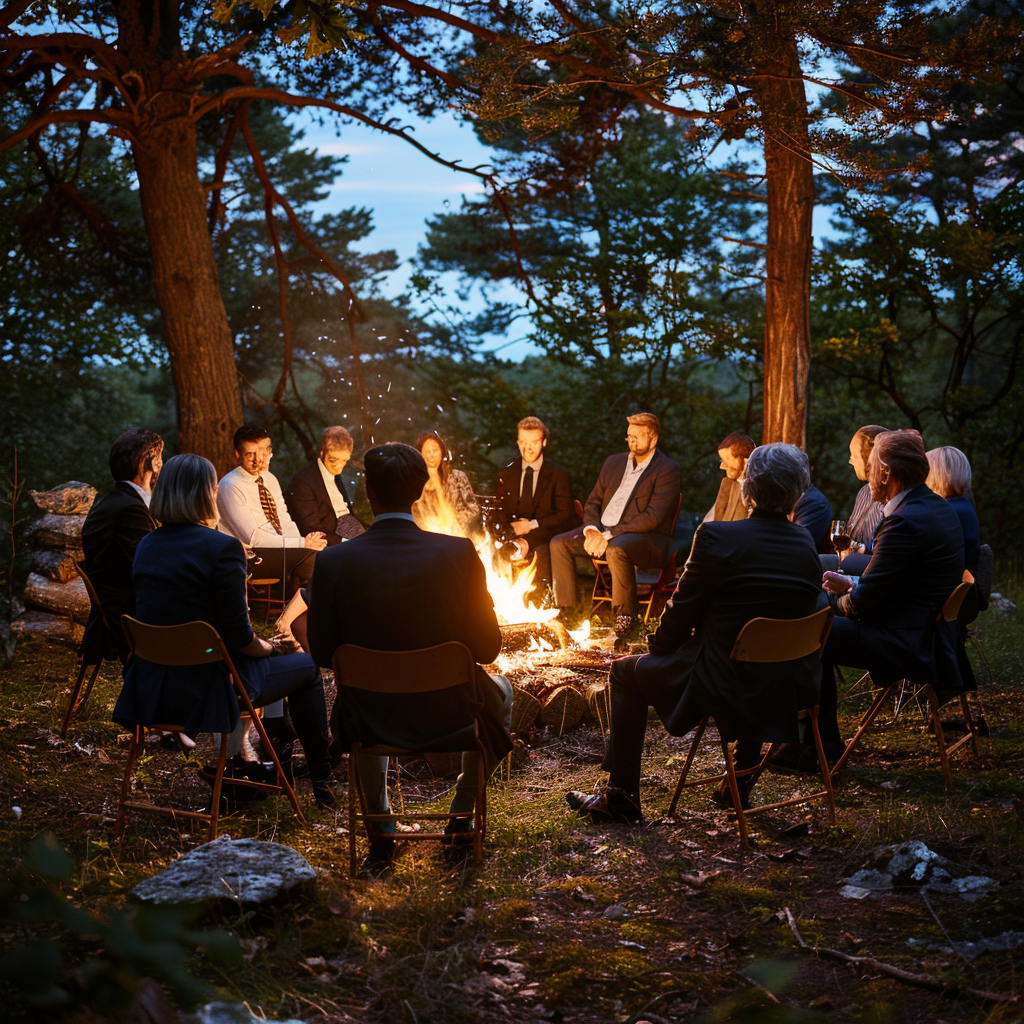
2;0;1022;612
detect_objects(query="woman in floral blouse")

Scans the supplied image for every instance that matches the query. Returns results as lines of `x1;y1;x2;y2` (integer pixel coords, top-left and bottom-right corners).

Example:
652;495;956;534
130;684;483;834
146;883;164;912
411;431;482;539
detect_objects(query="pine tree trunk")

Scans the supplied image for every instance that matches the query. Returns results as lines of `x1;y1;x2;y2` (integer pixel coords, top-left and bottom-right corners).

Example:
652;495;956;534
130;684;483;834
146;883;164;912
756;32;814;447
117;2;241;473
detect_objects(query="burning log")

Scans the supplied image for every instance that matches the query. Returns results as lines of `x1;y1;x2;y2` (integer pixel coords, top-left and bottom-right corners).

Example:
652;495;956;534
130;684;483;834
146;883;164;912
538;685;586;735
499;621;564;653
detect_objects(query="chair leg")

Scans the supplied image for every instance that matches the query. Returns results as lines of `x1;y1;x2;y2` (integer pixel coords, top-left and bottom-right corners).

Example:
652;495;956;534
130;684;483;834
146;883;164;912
475;745;486;861
923;686;954;793
207;733;229;841
668;719;707;818
831;683;896;778
246;707;306;824
959;693;979;757
719;736;749;849
808;708;836;824
115;727;145;841
60;661;101;739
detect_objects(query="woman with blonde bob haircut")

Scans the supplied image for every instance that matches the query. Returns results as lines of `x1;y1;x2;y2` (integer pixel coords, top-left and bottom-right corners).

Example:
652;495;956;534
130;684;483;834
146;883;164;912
927;446;979;576
113;454;342;808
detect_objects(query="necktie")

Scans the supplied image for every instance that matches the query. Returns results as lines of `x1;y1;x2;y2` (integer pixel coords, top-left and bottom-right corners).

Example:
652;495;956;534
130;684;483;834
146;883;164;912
257;475;282;534
521;464;534;500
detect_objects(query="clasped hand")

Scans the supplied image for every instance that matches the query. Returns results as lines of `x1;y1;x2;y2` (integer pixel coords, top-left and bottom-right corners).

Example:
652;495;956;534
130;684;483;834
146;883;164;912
583;529;608;558
822;570;854;595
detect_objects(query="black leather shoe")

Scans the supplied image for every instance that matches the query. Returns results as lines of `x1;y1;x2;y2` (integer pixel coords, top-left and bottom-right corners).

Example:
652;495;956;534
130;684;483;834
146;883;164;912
711;780;751;811
357;837;396;879
442;816;475;849
767;742;843;774
565;786;643;824
311;772;344;809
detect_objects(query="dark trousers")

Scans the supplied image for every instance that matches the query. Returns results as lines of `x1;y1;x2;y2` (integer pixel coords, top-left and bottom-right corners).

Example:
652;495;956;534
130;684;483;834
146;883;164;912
603;656;760;807
550;527;667;616
250;652;331;780
818;615;871;750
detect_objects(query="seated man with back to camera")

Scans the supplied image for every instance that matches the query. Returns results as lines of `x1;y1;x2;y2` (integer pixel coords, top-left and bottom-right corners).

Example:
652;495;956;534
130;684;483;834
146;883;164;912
284;425;365;544
217;424;327;595
566;443;823;822
492;416;579;594
304;443;513;873
776;429;972;773
549;413;680;638
80;428;163;665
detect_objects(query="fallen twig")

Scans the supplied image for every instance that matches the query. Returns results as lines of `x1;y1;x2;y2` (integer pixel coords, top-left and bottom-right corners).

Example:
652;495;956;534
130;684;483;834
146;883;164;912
921;889;972;967
782;907;1017;1006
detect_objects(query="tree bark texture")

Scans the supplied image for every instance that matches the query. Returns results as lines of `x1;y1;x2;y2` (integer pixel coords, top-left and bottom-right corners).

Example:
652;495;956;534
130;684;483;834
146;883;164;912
755;31;814;447
117;2;242;473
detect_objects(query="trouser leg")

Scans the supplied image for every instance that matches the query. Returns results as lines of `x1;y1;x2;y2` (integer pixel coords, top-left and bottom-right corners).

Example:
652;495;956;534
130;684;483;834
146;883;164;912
449;673;514;816
357;753;393;827
550;528;585;608
599;656;650;802
605;532;666;618
253;652;331;780
819;616;874;750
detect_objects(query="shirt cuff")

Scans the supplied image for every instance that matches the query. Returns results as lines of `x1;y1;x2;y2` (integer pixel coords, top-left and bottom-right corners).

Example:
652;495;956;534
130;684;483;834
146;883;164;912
527;519;539;531
583;525;601;535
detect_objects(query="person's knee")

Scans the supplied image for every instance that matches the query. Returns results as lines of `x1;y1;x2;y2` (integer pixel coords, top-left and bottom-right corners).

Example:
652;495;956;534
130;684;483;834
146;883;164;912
609;655;641;688
605;541;632;566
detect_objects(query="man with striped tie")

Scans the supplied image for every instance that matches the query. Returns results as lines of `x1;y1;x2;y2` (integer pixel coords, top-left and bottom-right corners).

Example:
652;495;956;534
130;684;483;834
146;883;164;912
217;425;327;595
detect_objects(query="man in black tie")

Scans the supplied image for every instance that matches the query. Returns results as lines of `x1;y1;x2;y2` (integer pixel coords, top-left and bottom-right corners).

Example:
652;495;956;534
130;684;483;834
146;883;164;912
492;417;579;592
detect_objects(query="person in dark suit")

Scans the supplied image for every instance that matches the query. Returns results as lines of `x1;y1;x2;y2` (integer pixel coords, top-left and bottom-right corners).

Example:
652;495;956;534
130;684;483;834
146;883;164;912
492;416;579;589
305;443;513;870
80;429;163;664
566;444;823;822
791;480;833;552
284;426;365;546
791;430;970;772
112;455;340;807
550;413;680;635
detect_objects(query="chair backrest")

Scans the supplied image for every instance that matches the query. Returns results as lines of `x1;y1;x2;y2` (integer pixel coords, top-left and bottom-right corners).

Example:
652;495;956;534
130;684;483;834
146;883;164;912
573;498;583;521
333;642;477;696
939;581;973;623
121;616;227;667
730;606;834;663
74;561;116;634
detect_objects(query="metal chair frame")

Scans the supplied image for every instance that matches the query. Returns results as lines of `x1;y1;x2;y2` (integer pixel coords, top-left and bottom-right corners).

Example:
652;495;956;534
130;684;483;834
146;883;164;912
333;642;488;874
828;581;980;791
590;495;683;622
61;562;124;738
115;616;306;842
667;607;837;848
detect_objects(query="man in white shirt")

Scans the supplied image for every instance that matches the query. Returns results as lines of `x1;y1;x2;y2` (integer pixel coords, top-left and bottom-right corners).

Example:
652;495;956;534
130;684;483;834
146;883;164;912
218;425;326;592
284;426;366;546
549;413;680;635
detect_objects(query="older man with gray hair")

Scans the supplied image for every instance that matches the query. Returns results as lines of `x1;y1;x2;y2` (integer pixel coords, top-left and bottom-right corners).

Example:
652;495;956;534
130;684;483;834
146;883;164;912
566;443;824;823
285;426;365;545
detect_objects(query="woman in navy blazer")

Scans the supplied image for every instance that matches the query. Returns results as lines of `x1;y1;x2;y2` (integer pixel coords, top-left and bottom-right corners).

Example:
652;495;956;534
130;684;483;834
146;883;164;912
926;446;979;576
112;455;338;804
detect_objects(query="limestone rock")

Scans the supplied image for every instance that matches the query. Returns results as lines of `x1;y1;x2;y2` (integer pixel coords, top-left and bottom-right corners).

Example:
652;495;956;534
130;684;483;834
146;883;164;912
25;512;86;552
131;837;316;906
182;1003;304;1024
30;481;97;515
25;572;90;623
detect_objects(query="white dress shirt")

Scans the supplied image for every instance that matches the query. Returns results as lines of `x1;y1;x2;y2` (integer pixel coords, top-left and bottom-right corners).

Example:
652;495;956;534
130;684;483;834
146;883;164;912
217;466;304;547
591;452;653;534
882;489;911;518
125;481;152;507
317;458;350;518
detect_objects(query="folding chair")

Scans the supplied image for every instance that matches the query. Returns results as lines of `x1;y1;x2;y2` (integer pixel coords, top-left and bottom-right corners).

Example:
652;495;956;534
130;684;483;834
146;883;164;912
332;642;489;874
591;495;682;622
115;617;306;841
829;581;979;791
61;563;123;739
667;607;836;848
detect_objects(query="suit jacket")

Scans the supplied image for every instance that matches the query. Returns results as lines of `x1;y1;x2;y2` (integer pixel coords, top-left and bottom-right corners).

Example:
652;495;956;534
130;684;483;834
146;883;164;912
284;460;359;547
80;482;157;663
946;494;979;577
494;458;579;548
584;449;680;538
840;483;969;690
306;516;510;761
792;484;833;552
112;523;275;738
633;512;823;744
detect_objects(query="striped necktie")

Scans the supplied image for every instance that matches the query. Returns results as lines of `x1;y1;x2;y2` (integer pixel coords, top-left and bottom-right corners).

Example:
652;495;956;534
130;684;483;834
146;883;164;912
256;475;282;534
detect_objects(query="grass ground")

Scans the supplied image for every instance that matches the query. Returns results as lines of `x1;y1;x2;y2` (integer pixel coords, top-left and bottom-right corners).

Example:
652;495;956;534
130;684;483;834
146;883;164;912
1;583;1023;1023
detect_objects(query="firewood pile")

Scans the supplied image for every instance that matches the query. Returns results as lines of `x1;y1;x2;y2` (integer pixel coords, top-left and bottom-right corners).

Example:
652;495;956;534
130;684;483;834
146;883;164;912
495;641;616;738
13;481;96;643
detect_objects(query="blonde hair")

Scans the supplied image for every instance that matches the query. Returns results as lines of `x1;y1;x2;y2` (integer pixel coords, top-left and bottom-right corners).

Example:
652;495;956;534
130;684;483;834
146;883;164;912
517;416;549;439
151;454;219;527
926;446;972;498
627;412;660;437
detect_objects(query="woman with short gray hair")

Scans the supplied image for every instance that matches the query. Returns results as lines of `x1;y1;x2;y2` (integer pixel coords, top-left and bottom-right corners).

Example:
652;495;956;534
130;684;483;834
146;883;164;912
741;443;811;515
927;446;979;576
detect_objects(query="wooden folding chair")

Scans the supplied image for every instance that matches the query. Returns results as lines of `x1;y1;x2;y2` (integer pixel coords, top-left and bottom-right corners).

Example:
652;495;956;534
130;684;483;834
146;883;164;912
332;642;488;874
668;607;836;848
115;617;306;842
591;496;682;622
61;563;124;739
829;581;979;791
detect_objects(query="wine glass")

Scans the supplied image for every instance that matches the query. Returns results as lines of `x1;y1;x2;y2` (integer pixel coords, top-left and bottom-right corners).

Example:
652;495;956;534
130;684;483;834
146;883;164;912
830;519;850;555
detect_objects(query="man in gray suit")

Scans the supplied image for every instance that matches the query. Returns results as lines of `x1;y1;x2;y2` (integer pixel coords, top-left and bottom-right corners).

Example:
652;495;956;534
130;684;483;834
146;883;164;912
549;413;680;635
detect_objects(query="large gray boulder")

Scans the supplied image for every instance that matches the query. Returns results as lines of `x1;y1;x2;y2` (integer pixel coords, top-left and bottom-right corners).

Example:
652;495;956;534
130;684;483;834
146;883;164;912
131;838;316;906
